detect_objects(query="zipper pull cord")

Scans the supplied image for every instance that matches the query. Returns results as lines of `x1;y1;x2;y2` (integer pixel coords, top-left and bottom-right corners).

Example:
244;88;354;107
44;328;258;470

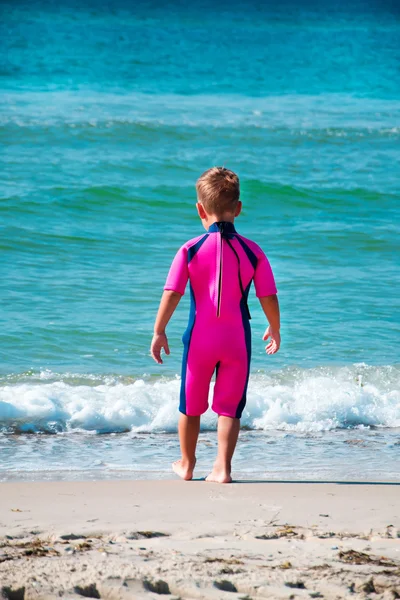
216;222;224;317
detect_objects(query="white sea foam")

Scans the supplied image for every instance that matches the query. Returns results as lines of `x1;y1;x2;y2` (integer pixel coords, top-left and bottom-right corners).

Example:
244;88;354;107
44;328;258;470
0;365;399;434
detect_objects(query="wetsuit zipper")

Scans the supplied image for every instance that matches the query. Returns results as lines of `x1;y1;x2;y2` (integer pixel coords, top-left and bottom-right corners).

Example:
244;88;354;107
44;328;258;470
217;231;223;317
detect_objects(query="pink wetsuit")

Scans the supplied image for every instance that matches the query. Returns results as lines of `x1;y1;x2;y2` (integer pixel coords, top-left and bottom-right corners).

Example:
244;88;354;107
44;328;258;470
164;221;277;418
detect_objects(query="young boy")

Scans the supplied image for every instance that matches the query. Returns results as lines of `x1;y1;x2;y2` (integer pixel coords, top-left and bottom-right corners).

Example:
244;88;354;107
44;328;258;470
150;167;280;483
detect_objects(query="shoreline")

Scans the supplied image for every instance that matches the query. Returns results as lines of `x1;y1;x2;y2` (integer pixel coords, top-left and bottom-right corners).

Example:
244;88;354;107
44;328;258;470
1;480;399;598
2;473;400;484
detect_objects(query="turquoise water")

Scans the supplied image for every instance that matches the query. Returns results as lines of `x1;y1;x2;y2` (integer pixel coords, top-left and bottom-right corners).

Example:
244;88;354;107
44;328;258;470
1;1;399;481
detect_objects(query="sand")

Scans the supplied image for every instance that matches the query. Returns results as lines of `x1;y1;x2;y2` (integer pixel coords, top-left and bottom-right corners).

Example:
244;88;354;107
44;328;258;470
0;480;399;599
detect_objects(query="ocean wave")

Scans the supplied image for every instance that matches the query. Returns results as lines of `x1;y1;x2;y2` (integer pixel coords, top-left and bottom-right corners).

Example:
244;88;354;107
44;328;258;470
1;118;399;141
0;365;399;434
3;181;397;213
1;91;399;134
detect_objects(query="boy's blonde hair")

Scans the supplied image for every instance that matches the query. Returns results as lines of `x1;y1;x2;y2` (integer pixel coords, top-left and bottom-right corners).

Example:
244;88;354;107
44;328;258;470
196;167;240;216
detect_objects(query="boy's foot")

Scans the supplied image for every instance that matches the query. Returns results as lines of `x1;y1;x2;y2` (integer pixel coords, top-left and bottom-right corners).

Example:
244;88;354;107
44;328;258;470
172;458;196;481
205;468;232;484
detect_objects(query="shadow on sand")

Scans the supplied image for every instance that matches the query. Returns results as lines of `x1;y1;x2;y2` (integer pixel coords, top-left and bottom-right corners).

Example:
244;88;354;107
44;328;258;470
192;478;400;485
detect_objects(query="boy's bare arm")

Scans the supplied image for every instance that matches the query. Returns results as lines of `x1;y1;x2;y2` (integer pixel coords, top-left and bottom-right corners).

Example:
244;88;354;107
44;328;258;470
259;294;281;355
151;290;182;364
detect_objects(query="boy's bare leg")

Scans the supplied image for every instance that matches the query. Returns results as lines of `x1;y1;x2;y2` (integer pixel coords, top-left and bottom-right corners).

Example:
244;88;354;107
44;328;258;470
206;416;240;483
172;414;200;480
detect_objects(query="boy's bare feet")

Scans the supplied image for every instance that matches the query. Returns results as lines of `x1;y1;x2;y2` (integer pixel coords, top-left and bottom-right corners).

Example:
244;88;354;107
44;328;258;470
205;466;232;484
172;458;196;481
205;416;239;483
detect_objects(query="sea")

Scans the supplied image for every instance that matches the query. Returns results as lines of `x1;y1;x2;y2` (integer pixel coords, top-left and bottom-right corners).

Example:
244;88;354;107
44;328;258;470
1;0;399;482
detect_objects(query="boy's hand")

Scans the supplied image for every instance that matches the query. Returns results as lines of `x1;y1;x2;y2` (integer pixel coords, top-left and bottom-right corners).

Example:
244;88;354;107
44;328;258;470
263;326;281;355
151;332;170;364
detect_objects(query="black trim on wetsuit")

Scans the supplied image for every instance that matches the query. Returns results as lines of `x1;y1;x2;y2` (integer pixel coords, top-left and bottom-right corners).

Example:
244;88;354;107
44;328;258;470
215;221;252;320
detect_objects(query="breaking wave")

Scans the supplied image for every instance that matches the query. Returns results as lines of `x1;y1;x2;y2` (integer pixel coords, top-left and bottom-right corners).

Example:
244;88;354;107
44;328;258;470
0;364;399;434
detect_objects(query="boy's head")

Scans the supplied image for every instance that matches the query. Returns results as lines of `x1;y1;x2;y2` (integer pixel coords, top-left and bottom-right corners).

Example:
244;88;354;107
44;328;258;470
196;167;241;225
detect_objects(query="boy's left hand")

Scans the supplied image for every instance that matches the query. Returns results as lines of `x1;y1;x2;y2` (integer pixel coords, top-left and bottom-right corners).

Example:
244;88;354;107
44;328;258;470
150;332;170;364
263;326;281;355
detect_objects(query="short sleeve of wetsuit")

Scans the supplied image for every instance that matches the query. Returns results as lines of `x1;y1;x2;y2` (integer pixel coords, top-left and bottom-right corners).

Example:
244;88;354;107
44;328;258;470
163;245;189;296
253;251;277;298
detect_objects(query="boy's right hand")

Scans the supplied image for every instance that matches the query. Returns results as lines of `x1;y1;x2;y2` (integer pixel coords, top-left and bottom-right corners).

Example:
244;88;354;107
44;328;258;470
150;332;170;364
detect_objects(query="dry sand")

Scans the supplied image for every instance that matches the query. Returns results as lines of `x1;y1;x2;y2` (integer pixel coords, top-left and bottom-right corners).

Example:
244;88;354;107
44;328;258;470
0;480;399;599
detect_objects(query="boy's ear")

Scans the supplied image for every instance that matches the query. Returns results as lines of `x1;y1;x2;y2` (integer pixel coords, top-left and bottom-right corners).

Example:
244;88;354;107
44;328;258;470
235;201;242;217
197;202;207;220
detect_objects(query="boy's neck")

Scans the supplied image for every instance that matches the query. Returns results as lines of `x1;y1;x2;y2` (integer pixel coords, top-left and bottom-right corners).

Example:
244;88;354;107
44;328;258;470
203;214;235;229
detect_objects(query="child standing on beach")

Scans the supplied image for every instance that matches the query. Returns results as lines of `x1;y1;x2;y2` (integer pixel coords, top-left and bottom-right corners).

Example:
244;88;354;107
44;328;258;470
150;167;280;483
